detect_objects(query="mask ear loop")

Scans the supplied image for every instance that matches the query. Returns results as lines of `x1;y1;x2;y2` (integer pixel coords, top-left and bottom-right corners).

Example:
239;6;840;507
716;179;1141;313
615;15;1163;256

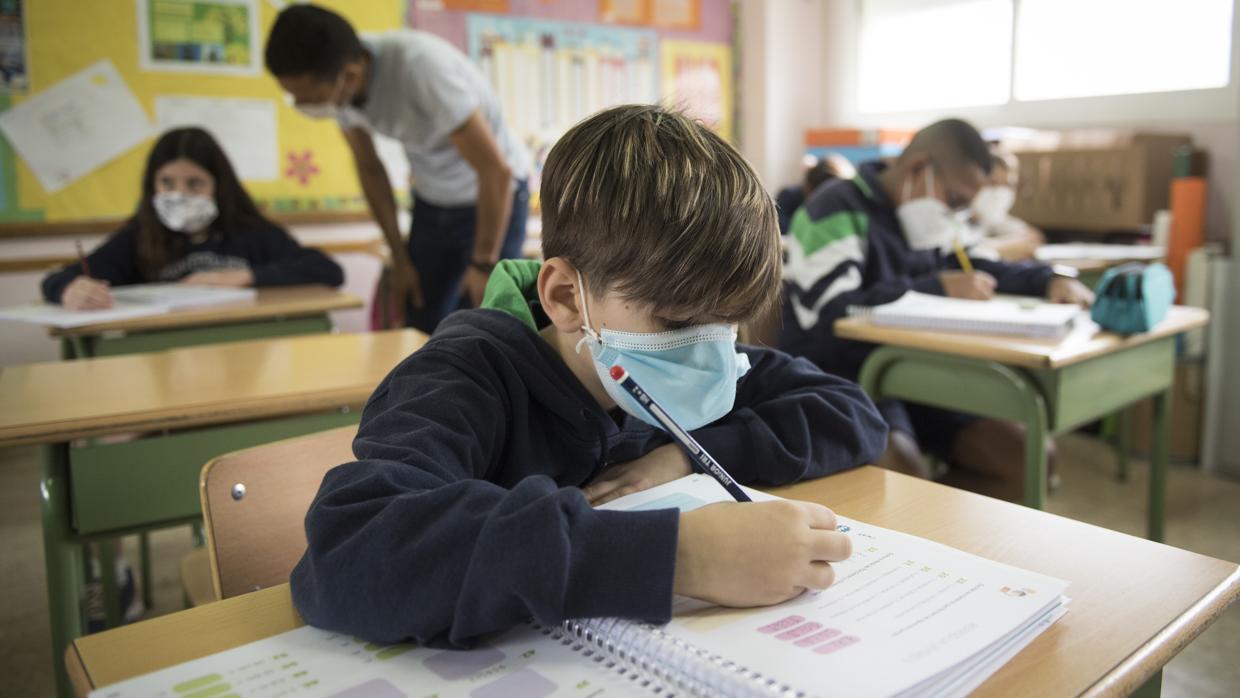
574;270;601;355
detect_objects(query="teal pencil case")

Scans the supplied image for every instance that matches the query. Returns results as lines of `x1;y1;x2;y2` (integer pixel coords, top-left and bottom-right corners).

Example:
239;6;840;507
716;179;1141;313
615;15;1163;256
1090;262;1176;334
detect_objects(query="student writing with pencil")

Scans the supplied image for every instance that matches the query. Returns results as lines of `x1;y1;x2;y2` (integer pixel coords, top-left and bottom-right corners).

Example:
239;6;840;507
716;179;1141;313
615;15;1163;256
780;119;1094;502
43;128;343;311
290;106;888;646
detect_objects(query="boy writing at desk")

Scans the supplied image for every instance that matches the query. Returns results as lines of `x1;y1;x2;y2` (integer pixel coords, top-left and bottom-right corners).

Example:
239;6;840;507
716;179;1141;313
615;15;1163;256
292;105;888;645
780;119;1094;501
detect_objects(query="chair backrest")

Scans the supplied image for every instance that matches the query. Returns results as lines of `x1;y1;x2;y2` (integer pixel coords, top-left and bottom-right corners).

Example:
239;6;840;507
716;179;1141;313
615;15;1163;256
199;425;357;599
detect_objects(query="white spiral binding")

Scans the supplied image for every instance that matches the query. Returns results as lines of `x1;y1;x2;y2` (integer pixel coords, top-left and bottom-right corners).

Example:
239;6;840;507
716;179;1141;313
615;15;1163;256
532;617;810;698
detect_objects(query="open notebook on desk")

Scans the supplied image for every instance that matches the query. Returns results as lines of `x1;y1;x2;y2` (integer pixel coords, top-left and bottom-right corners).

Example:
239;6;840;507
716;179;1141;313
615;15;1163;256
93;475;1068;698
849;291;1084;339
0;284;256;328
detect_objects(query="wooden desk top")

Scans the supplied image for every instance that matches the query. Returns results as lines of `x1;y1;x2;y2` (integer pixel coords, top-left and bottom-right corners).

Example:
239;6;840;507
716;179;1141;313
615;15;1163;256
47;286;363;337
67;467;1240;698
835;305;1208;370
0;329;427;447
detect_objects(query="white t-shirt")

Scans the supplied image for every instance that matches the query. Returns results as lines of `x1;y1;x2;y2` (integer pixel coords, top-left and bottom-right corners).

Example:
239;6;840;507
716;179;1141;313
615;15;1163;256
345;30;530;207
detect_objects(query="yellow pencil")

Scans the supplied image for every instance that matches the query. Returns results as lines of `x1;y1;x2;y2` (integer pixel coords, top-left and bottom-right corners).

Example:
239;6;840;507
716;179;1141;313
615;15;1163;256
953;239;974;274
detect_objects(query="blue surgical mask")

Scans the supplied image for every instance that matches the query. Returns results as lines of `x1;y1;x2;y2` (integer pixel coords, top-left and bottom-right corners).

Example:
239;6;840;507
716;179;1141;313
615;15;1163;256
574;271;751;430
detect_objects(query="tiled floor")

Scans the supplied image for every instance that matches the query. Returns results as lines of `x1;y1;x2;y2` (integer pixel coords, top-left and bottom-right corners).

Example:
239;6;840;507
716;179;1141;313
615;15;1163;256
1;434;1237;696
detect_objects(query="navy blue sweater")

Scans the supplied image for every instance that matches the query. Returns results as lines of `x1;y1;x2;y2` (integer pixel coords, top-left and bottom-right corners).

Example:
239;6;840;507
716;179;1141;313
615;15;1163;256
780;160;1054;380
291;268;888;647
41;220;343;303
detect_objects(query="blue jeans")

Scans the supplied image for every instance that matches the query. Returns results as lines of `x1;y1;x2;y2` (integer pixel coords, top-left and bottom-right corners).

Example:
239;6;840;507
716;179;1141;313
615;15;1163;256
405;179;529;333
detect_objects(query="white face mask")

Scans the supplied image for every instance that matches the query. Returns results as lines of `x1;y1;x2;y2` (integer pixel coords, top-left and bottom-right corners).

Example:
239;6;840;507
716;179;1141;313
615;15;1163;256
295;101;339;121
972;185;1015;227
292;71;352;121
896;166;967;251
153;191;218;233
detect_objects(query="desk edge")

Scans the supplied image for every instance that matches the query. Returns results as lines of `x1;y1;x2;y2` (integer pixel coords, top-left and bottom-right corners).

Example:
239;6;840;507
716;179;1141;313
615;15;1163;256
1081;565;1240;697
66;642;93;698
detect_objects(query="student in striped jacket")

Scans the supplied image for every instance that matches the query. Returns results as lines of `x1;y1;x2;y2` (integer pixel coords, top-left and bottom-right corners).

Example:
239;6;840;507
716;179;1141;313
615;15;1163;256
779;119;1094;502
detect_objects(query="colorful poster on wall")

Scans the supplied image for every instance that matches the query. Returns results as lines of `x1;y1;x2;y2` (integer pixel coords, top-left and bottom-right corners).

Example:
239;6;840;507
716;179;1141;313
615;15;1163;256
136;0;260;75
0;0;27;92
600;0;700;30
660;39;732;141
599;0;648;25
467;15;658;169
651;0;700;30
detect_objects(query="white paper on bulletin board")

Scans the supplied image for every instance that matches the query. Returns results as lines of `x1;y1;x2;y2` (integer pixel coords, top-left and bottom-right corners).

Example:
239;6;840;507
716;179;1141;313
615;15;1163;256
0;59;156;193
155;94;278;180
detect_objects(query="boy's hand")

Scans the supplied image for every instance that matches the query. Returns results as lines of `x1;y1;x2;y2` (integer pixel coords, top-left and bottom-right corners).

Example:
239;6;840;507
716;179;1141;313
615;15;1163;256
939;270;997;300
584;444;692;506
674;500;852;607
1047;276;1095;308
62;276;113;310
179;269;255;287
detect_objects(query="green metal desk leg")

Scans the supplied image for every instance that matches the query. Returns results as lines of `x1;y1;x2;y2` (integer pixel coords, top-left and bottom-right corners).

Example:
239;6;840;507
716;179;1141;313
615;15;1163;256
1023;401;1048;511
1148;389;1171;543
1116;407;1132;482
41;443;83;698
857;347;1050;509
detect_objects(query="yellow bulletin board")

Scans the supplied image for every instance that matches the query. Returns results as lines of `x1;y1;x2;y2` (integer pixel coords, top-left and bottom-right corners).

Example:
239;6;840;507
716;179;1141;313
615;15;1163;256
0;0;405;228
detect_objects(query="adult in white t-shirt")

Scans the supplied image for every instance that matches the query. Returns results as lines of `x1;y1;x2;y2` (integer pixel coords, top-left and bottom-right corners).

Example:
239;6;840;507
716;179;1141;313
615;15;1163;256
266;4;531;332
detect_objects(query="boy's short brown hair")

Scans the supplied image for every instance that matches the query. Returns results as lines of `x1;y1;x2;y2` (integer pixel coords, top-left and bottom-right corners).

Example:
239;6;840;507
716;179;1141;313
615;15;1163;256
540;104;780;323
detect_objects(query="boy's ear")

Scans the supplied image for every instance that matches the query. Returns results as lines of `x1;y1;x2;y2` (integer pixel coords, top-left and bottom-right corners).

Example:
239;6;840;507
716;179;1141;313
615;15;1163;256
538;257;584;334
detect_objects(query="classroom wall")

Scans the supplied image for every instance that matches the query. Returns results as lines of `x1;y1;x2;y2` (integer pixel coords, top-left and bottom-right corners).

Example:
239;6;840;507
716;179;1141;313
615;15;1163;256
737;0;829;190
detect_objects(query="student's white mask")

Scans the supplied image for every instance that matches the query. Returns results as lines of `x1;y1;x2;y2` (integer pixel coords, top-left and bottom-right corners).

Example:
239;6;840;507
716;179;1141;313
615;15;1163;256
972;185;1016;227
896;166;967;251
153;192;218;233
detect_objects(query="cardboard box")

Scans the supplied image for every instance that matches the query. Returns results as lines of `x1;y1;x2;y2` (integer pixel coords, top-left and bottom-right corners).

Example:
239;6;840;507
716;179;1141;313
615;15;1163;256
1009;132;1191;232
1127;360;1203;463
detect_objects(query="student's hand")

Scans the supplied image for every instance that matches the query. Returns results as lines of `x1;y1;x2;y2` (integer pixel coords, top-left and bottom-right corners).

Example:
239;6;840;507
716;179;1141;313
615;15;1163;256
62;276;113;310
390;256;424;319
939;270;997;300
583;444;693;506
1047;276;1095;308
179;269;255;287
674;500;851;607
461;265;490;308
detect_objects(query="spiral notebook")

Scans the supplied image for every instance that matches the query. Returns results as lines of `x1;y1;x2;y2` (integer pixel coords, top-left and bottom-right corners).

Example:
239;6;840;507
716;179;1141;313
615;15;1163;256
849;291;1083;339
92;476;1068;698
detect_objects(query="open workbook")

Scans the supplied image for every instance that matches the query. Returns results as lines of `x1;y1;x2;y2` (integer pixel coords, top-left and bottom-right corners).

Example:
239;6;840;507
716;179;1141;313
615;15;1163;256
849;291;1084;339
0;284;256;328
91;476;1069;698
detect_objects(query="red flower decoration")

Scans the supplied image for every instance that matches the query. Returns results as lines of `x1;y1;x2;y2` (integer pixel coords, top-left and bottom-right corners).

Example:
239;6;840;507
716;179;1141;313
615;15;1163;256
284;150;320;186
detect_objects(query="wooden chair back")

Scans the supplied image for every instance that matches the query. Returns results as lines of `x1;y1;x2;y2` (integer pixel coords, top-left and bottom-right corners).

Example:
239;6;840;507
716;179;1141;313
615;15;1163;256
199;425;357;599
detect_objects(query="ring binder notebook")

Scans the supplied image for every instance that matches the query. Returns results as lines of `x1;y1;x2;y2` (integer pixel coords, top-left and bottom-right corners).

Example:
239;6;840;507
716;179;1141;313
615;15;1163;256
93;475;1070;698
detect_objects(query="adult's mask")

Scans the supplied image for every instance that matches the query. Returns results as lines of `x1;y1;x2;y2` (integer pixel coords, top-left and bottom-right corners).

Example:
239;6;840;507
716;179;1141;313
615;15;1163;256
972;185;1016;227
573;271;750;431
153;192;218;233
896;166;967;251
